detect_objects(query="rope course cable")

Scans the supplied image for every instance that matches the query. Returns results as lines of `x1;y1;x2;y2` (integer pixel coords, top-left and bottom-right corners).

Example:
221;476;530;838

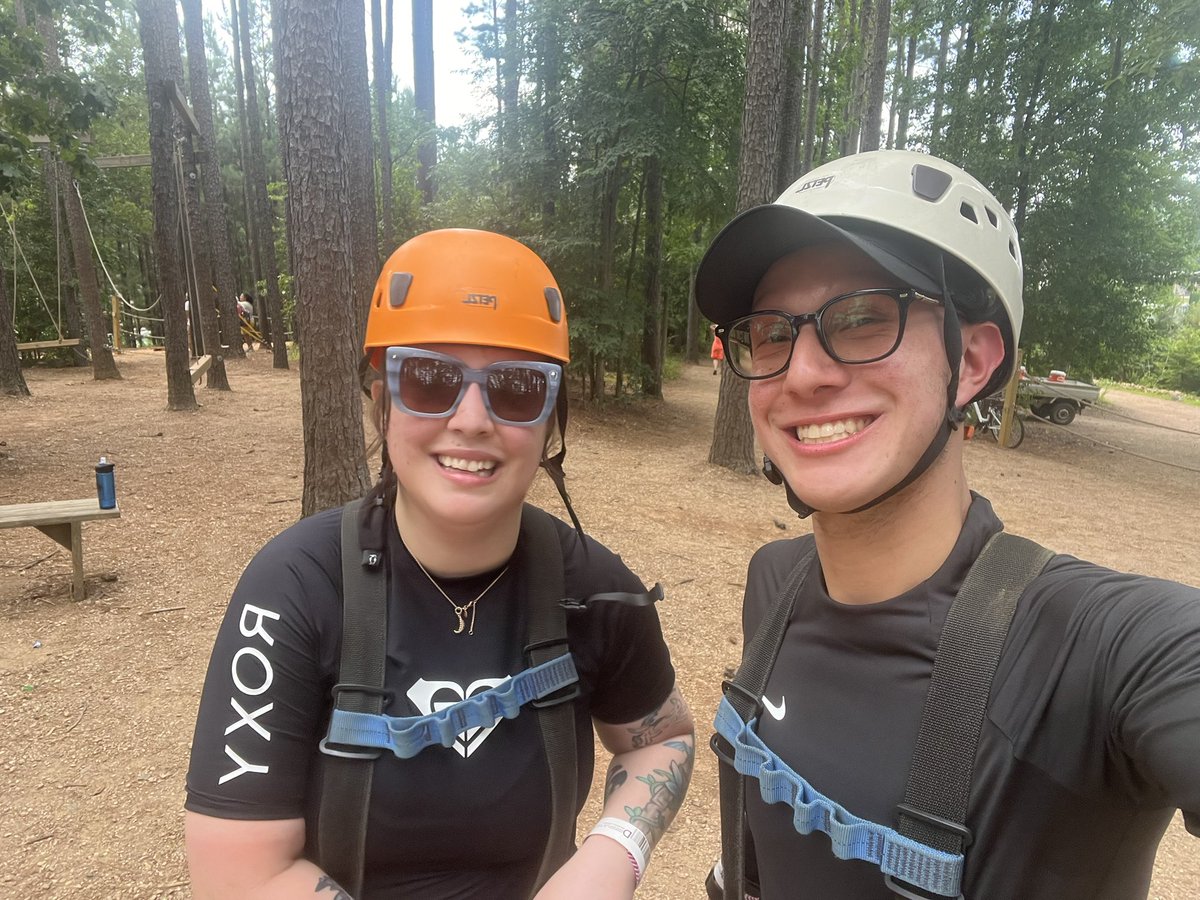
1031;414;1200;474
2;201;66;340
73;180;133;310
1075;396;1200;437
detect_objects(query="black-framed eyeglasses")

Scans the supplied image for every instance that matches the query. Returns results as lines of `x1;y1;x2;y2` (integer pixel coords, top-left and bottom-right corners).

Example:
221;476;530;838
716;288;943;380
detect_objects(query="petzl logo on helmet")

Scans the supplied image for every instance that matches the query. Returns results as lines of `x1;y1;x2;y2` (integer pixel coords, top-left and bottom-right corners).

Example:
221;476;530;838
463;293;498;309
793;175;835;194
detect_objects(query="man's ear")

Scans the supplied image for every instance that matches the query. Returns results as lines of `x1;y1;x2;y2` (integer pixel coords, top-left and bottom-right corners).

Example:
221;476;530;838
956;320;1006;407
370;378;384;404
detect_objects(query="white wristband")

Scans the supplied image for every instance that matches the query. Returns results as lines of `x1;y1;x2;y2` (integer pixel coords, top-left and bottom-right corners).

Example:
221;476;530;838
587;817;651;887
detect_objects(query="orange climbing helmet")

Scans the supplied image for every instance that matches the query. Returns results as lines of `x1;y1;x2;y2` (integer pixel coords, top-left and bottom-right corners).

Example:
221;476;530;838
364;228;570;363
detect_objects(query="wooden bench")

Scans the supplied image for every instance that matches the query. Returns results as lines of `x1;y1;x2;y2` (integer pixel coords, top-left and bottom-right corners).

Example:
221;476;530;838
0;499;122;600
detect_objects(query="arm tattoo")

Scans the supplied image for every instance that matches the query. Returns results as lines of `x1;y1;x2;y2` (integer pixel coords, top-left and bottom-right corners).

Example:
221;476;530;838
623;738;695;844
625;693;686;749
315;875;352;899
604;762;628;801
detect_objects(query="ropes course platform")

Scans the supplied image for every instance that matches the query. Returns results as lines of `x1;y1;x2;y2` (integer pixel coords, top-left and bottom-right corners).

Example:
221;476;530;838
17;338;82;350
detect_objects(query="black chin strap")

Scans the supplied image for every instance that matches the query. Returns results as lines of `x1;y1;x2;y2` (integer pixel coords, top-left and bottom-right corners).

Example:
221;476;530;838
771;256;966;519
540;392;585;537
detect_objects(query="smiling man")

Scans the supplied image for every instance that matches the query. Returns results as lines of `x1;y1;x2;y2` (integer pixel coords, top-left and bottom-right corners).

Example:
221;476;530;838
699;151;1200;900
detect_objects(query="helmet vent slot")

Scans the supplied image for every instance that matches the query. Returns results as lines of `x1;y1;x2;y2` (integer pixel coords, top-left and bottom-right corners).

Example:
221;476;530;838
544;287;563;323
959;202;979;224
911;164;952;201
985;207;999;227
389;272;413;308
1008;239;1017;259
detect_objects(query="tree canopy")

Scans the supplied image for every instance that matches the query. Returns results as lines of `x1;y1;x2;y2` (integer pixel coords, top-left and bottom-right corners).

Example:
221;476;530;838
2;0;1197;423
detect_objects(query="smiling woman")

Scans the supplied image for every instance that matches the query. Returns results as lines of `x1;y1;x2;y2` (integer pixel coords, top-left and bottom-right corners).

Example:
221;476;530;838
183;228;695;900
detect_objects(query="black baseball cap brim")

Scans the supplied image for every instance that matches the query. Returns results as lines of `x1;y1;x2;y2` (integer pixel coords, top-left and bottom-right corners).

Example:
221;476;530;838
695;204;944;324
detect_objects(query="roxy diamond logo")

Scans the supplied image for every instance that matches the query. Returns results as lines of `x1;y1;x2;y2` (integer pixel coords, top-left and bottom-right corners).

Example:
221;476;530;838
406;676;510;758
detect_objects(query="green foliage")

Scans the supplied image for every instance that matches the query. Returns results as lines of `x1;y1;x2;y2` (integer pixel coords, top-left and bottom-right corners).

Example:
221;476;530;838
0;6;112;196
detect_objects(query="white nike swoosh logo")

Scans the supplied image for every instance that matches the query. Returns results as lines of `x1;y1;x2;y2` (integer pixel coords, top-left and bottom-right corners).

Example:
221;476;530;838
762;695;786;721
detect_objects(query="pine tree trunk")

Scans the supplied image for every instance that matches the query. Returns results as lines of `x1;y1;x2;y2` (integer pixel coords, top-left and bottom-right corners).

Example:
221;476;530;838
340;0;379;346
897;31;917;149
710;0;788;474
182;0;243;366
802;0;825;173
0;257;30;396
859;0;891;152
229;0;260;299
136;0;197;409
38;12;120;381
775;0;806;192
372;0;395;250
536;3;562;222
239;0;289;368
501;0;519;149
41;155;88;366
274;0;371;516
639;152;664;398
60;167;122;380
413;0;436;204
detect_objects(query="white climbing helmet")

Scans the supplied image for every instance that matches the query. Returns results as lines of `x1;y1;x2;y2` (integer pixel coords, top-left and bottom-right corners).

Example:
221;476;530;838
696;150;1023;368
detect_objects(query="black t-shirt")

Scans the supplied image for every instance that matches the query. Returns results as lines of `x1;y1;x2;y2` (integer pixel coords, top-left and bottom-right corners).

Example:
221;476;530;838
742;494;1200;900
186;504;676;899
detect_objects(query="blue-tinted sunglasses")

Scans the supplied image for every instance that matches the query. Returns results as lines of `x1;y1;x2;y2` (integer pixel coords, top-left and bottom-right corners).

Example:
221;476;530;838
385;347;562;426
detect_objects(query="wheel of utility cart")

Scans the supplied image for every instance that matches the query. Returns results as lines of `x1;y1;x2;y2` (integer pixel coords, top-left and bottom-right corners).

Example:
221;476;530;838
1048;399;1077;426
1003;414;1024;449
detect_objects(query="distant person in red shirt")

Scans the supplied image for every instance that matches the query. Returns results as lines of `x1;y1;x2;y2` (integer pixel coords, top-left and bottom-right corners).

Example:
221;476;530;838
710;323;724;374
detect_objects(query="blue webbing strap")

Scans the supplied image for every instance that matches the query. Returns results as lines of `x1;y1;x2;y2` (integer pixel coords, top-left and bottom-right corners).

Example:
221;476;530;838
323;652;578;759
714;697;964;898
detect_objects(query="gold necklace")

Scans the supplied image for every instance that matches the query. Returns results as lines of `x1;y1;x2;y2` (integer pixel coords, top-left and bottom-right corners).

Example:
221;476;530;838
413;557;509;635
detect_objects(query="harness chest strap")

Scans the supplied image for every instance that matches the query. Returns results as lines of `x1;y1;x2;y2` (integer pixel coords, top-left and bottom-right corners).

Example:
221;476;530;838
714;697;964;896
322;653;579;758
713;531;1053;900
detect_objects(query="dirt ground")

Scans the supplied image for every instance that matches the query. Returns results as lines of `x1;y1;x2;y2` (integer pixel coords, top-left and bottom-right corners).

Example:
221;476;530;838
1;350;1197;899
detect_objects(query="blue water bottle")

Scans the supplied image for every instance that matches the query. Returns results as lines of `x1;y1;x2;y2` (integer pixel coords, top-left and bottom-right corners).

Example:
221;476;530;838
95;457;117;509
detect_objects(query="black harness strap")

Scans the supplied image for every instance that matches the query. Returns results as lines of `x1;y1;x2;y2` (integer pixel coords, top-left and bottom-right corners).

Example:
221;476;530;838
315;498;389;897
519;503;578;893
889;532;1053;896
316;499;584;895
713;532;1053;900
714;540;817;900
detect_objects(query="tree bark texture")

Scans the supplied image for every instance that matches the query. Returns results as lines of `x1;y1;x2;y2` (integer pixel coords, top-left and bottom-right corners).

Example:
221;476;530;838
136;0;196;409
274;0;371;516
372;0;395;250
639;152;664;398
182;0;244;367
897;31;917;149
339;0;379;345
859;0;891;152
501;0;519;149
166;0;228;391
39;12;120;381
40;156;87;366
413;0;436;204
0;257;31;396
229;0;260;296
775;0;807;192
239;0;290;368
536;5;562;222
711;0;788;474
802;0;825;173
